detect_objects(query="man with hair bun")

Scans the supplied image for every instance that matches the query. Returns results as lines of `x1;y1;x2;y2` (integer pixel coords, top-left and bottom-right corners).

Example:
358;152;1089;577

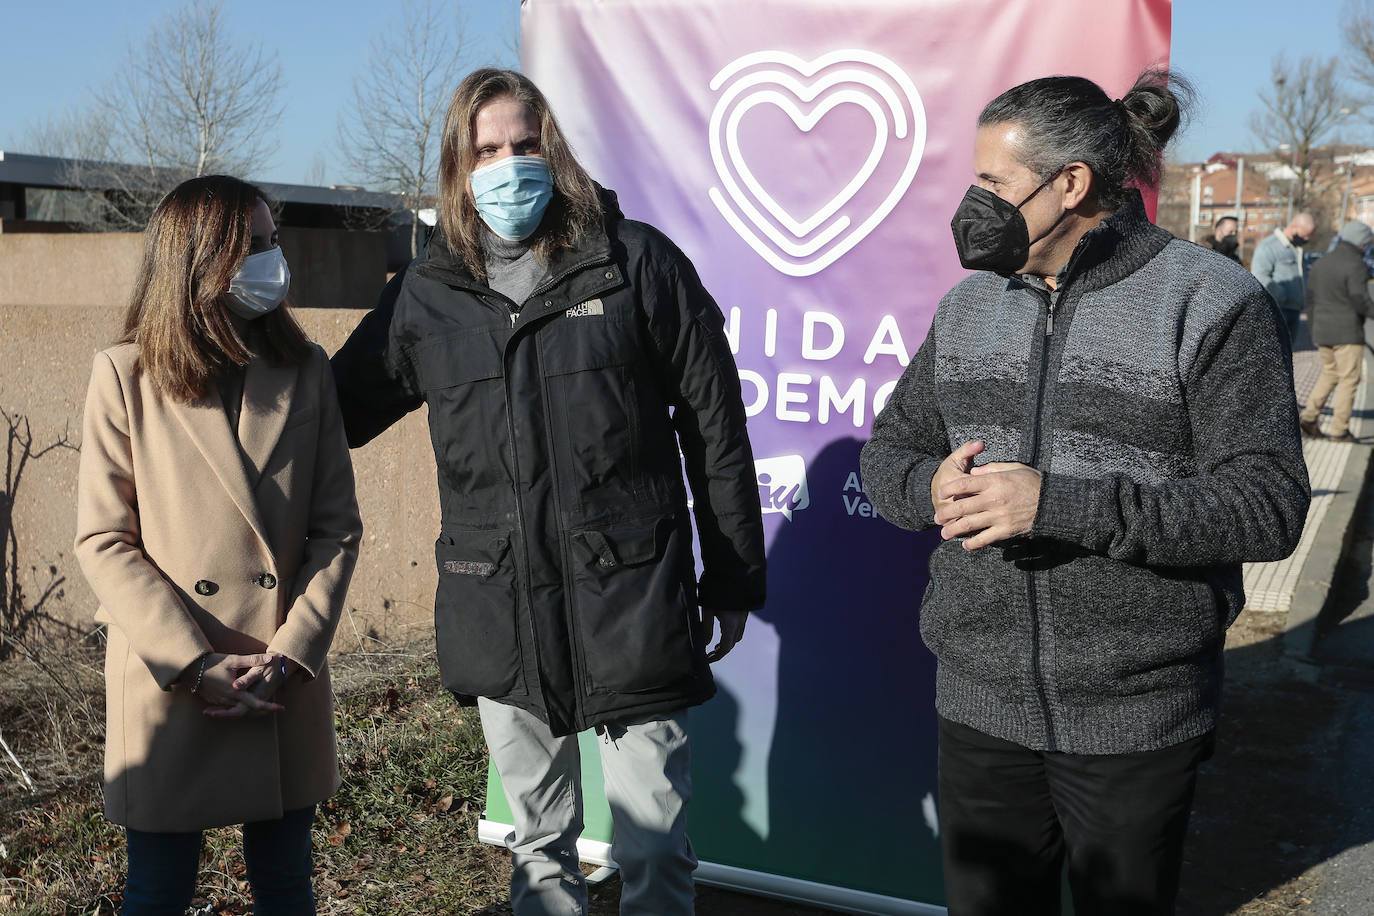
862;70;1309;914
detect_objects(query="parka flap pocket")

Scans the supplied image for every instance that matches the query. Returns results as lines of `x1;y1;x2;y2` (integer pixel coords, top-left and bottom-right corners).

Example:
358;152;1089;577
437;528;512;577
411;333;504;390
573;517;667;568
433;527;521;698
539;318;636;376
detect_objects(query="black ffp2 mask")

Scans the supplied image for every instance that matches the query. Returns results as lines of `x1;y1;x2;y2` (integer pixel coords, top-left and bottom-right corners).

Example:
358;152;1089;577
950;178;1055;275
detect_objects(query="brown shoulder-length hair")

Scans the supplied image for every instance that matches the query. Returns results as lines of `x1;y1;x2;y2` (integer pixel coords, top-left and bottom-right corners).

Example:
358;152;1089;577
120;175;312;401
437;68;604;278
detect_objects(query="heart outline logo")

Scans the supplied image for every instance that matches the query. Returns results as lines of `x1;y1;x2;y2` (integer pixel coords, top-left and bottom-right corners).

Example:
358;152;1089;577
707;49;926;277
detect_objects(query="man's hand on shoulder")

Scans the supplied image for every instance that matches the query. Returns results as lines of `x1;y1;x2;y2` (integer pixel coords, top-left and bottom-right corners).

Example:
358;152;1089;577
935;462;1042;550
703;608;748;663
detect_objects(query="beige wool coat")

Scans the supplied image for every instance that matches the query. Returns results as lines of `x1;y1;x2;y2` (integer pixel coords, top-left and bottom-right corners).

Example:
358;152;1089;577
75;341;361;832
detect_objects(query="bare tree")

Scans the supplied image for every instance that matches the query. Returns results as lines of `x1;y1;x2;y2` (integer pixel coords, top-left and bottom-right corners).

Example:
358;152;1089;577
305;152;328;187
1344;0;1374;100
1250;55;1355;214
15;105;113;161
337;0;470;257
57;0;284;230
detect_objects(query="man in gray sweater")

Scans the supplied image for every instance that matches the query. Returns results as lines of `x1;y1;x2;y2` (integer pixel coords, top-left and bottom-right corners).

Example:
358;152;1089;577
861;71;1309;916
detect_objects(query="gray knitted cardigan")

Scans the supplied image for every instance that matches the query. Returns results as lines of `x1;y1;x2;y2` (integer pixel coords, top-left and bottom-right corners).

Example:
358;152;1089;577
860;191;1310;754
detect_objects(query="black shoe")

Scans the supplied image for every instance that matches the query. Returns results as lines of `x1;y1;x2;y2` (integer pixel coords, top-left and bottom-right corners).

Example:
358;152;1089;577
1299;418;1322;438
1330;431;1358;443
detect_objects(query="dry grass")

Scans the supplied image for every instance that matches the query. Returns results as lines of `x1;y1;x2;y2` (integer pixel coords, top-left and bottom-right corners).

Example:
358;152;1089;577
0;615;1354;916
0;639;522;915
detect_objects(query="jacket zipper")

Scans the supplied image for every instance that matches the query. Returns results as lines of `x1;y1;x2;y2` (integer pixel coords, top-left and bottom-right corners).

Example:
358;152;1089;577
535;345;592;729
1027;285;1058;751
495;300;544;706
487;255;616;729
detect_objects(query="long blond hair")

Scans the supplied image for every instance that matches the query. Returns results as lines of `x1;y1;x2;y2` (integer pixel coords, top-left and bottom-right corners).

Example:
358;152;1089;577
436;69;603;278
120;175;310;401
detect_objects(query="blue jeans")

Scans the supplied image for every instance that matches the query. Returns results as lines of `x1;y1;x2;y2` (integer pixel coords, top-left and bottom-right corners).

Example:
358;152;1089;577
123;805;316;915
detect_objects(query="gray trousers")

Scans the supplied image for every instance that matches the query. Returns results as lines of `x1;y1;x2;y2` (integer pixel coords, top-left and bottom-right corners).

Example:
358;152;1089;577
478;697;696;916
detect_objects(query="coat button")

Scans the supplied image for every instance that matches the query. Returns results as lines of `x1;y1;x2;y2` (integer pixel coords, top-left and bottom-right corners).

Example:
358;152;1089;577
604;270;615;280
257;573;277;589
544;299;553;308
194;579;217;596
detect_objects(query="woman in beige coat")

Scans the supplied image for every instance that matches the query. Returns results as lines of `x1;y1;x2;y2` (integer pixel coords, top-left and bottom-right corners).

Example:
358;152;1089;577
74;175;361;914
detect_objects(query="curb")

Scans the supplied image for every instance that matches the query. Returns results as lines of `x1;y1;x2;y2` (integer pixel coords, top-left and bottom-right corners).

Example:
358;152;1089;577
1285;442;1374;660
1285;331;1374;661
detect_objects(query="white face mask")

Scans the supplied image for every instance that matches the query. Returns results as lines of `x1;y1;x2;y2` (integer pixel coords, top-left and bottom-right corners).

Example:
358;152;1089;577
225;247;290;318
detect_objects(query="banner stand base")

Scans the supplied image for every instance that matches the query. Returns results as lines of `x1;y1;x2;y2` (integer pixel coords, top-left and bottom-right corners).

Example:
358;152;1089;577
478;819;946;916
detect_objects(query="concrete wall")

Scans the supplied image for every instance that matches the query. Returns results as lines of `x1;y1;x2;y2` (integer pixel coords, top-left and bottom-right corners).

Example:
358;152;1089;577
0;228;387;311
1;303;441;649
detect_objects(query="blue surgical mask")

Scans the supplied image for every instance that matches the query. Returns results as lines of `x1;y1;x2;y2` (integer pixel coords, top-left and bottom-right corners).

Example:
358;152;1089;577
470;155;554;241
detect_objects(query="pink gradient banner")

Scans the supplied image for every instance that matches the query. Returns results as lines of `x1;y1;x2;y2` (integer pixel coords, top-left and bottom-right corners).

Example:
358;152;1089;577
520;1;1172;908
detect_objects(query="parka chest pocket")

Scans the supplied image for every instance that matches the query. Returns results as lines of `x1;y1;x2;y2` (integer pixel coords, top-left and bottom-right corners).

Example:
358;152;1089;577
410;331;504;389
568;514;698;695
410;334;507;492
538;313;636;376
434;528;523;698
539;316;645;501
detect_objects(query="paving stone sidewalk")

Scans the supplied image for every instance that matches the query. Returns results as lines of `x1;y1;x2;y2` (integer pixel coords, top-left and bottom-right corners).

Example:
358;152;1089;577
1242;322;1371;618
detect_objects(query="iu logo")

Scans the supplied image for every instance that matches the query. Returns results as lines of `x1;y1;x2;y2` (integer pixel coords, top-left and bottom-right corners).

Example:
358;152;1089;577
707;49;926;277
754;455;810;521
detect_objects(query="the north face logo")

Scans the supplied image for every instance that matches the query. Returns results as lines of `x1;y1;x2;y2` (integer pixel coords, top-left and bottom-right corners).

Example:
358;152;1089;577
566;298;604;318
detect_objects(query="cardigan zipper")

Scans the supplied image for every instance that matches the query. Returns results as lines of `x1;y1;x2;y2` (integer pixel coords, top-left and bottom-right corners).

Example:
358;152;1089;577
1027;285;1058;751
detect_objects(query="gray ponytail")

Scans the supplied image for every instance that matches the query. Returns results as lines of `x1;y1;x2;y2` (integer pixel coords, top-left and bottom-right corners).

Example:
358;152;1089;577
977;68;1194;210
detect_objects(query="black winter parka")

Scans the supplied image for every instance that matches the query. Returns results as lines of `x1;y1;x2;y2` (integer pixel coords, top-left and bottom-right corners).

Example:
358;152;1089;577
331;191;766;735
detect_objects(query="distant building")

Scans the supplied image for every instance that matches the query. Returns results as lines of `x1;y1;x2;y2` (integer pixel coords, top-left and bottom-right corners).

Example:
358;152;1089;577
0;150;423;271
1159;144;1374;258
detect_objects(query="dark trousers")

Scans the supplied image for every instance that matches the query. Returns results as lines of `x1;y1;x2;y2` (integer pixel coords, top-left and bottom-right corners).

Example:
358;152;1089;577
123;805;316;916
937;717;1213;916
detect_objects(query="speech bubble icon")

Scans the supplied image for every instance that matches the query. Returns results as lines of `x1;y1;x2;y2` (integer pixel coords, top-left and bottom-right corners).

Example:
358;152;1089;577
754;454;810;521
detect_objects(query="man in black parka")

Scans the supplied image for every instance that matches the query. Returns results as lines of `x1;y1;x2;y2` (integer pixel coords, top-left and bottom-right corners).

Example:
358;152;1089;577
331;69;766;916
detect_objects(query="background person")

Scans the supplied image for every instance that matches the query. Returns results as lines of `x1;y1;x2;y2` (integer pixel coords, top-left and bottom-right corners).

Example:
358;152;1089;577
1299;219;1374;441
331;68;766;916
861;70;1308;916
1207;213;1241;262
1252;211;1316;346
74;175;361;915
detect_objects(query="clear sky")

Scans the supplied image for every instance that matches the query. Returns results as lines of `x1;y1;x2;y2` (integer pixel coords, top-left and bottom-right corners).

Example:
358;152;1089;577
1171;0;1358;161
0;0;521;186
0;0;1363;185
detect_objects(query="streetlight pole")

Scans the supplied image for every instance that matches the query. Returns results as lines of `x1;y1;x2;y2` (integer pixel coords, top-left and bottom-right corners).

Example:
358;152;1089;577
1337;109;1355;226
1341;161;1354;225
1236;156;1246;260
1279;143;1296;224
